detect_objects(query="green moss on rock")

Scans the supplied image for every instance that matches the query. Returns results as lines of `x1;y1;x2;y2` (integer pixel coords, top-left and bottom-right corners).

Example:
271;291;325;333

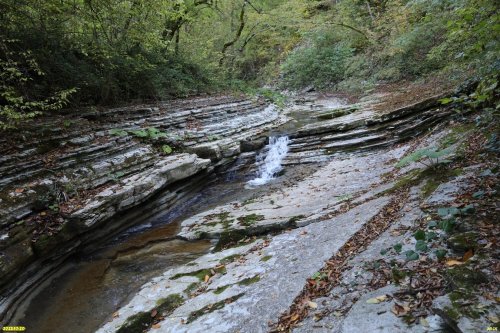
237;214;265;227
213;230;248;252
171;268;212;281
213;285;230;295
288;215;305;225
186;294;244;323
156;294;184;313
118;294;184;333
116;312;150;333
238;275;260;286
446;265;488;290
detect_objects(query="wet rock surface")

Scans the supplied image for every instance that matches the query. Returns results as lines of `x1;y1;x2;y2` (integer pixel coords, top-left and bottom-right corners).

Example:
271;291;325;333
2;88;498;333
0;95;281;320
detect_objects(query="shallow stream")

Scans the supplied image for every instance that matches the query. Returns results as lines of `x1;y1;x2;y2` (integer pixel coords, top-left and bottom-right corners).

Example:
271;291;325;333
13;96;343;333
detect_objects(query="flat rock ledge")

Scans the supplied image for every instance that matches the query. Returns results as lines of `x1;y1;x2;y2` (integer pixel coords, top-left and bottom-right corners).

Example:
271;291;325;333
97;197;391;333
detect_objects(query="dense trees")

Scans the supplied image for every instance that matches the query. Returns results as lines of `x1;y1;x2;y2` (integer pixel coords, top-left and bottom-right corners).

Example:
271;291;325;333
0;0;498;128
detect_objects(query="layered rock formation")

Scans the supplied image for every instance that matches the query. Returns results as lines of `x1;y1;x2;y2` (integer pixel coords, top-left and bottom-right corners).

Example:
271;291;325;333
0;95;280;320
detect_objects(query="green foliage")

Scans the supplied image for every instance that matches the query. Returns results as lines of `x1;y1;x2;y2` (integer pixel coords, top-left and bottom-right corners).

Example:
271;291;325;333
0;39;76;129
435;249;447;259
110;127;168;141
253;88;286;107
110;129;128;137
275;0;499;90
161;145;173;154
281;33;354;89
415;240;428;252
405;250;419;261
311;271;328;281
1;0;497;117
440;76;499;114
396;147;453;168
413;230;426;241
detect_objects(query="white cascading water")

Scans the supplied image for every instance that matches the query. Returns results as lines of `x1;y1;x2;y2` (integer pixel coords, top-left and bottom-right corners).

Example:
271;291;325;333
247;136;290;186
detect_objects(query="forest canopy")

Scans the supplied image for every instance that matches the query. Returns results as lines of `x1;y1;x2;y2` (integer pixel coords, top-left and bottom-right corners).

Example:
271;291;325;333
0;0;498;128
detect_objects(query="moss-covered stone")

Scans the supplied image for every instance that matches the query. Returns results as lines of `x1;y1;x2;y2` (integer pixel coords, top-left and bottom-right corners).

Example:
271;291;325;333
213;285;230;295
421;178;440;198
171;268;213;281
288;215;305;225
447;232;480;252
237;214;265;227
238;275;260;286
445;290;483;320
117;294;184;333
260;255;273;262
213;230;248;252
317;108;356;120
206;212;234;229
446;265;488;290
186;294;244;323
116;312;150;333
184;282;202;296
384;166;463;197
156;294;184;314
220;254;242;265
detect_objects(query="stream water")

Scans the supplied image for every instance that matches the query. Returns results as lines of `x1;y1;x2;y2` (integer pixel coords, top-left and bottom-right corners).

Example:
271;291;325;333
247;136;290;186
12;96;343;333
13;154;315;333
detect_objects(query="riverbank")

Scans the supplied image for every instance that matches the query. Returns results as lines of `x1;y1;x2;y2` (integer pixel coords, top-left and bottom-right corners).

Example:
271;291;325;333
1;81;498;332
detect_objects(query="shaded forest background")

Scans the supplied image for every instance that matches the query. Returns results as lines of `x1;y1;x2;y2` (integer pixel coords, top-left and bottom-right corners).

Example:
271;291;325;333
0;0;498;128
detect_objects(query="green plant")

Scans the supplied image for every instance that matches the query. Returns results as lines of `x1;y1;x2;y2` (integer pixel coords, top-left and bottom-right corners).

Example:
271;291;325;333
405;250;419;261
110;129;128;136
280;33;354;89
0;39;76;130
162;145;173;154
396;148;453;168
311;271;328;281
48;203;59;212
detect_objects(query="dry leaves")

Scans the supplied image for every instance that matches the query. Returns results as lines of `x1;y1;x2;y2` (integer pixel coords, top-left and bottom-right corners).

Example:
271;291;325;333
366;295;389;304
391;303;410;317
307;301;318;309
271;190;410;332
463;249;474;261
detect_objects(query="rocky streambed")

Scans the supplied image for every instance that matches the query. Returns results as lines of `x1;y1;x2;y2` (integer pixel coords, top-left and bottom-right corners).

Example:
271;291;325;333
1;86;498;333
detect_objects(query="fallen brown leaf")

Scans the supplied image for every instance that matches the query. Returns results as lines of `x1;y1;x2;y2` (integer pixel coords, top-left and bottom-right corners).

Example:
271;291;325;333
445;259;463;267
463;249;474;261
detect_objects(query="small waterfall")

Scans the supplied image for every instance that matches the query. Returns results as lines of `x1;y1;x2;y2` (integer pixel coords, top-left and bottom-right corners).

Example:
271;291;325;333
247;136;290;186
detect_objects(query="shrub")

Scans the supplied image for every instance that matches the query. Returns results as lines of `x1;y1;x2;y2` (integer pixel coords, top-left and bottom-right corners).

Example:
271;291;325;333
280;32;354;89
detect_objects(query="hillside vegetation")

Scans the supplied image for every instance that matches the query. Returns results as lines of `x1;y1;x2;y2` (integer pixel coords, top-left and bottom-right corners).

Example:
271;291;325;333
1;0;498;128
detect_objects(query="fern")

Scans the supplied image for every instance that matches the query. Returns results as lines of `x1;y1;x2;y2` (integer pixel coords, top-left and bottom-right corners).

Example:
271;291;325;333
396;147;453;168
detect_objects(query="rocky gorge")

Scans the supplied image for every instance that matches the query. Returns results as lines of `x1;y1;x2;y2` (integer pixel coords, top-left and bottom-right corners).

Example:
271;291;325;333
0;83;498;333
